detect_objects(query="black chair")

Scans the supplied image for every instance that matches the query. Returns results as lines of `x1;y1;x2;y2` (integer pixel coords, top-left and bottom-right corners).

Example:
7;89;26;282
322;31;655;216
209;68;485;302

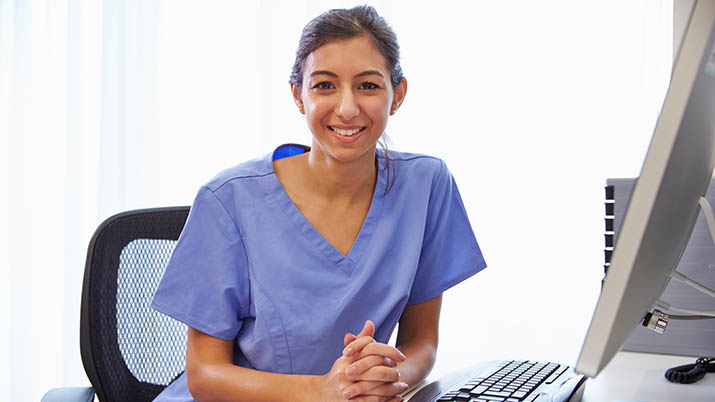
42;207;190;402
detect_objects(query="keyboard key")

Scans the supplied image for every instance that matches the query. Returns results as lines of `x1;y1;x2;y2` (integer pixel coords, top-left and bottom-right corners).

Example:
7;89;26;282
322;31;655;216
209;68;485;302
544;367;568;384
483;390;512;398
459;385;475;392
470;385;488;395
479;397;506;402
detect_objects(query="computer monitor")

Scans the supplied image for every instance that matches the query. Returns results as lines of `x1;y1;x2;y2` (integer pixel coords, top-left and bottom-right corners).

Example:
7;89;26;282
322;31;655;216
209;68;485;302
576;0;715;378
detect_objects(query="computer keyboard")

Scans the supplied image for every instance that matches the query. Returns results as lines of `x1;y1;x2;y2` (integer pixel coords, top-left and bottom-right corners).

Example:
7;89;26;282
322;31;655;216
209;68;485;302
408;360;587;402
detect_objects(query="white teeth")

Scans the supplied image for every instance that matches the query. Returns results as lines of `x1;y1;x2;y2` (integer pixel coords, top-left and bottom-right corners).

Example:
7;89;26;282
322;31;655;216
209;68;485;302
332;127;363;136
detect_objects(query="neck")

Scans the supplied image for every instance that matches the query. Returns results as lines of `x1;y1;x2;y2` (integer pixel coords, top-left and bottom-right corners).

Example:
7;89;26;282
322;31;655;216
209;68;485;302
305;146;378;202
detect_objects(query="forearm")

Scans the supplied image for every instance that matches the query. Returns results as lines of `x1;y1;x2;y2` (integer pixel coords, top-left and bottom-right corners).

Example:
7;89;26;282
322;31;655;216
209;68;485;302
393;295;443;393
188;362;319;402
395;342;437;392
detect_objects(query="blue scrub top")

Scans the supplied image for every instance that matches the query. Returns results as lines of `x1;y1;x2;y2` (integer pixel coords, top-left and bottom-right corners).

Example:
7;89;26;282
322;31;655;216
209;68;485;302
151;144;487;401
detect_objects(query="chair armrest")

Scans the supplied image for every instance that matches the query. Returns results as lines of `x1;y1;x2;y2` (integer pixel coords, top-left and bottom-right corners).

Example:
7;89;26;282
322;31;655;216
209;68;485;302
41;387;95;402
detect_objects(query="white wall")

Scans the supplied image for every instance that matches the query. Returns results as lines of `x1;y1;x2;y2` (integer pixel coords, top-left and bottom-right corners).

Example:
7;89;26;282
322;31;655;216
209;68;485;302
385;1;672;377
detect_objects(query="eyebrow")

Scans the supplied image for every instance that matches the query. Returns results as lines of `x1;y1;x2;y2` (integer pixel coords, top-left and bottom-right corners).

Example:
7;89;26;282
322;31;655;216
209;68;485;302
355;70;384;79
310;70;338;78
309;70;385;79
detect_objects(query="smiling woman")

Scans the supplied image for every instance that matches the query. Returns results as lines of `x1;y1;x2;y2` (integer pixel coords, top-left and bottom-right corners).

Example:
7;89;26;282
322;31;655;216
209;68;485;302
149;5;486;402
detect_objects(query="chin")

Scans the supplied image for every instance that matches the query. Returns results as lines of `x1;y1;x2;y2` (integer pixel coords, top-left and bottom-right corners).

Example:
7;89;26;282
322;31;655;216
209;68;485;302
326;146;376;164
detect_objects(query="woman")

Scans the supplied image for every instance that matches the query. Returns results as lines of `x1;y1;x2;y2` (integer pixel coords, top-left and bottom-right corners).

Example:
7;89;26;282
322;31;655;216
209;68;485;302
151;5;486;402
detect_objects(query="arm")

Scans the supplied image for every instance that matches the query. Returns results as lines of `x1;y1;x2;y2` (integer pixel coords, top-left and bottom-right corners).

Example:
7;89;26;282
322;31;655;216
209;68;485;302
393;294;441;391
185;327;318;402
186;326;407;402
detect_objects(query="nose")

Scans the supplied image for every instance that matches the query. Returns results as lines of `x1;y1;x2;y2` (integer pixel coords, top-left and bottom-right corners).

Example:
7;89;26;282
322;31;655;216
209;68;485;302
336;89;360;120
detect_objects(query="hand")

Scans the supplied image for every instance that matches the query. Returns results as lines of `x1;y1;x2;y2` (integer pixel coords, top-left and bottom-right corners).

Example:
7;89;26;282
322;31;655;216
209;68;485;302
316;320;408;401
340;321;409;401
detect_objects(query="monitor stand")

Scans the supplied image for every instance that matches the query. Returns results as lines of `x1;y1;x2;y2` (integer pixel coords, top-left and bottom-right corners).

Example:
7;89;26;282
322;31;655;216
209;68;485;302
644;196;715;333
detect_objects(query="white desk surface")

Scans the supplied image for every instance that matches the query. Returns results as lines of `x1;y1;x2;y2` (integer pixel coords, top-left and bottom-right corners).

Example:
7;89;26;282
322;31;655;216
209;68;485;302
581;351;715;402
406;351;715;402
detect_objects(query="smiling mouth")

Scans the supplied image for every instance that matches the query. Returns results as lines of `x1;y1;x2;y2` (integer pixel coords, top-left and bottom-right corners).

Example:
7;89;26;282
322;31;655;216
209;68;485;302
329;126;366;137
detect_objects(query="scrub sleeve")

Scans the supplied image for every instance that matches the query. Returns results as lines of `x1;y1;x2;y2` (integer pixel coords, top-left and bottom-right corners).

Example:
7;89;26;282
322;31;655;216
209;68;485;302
150;186;251;342
408;159;484;305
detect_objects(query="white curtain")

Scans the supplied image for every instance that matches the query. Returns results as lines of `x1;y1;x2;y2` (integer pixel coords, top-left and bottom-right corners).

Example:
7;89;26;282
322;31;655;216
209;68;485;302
1;1;671;401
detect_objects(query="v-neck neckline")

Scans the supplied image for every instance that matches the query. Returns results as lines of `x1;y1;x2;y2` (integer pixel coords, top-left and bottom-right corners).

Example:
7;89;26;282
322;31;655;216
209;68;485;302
264;145;386;275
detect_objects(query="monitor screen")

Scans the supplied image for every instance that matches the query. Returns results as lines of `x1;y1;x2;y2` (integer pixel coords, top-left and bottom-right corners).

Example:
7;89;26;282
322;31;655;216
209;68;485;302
576;0;715;378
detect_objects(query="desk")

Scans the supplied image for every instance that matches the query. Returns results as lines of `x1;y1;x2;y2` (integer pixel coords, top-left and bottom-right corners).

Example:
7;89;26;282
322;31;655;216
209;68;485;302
581;351;715;401
405;352;715;402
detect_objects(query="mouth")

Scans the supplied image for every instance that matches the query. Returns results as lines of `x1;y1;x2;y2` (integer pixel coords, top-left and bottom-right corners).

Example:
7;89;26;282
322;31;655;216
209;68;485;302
329;126;367;137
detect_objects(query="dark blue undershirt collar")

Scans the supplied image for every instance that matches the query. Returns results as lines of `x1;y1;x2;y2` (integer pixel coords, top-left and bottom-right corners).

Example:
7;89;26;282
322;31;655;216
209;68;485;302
273;143;311;161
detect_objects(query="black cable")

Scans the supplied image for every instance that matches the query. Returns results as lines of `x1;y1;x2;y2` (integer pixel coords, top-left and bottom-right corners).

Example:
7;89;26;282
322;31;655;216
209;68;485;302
665;357;715;384
667;315;715;320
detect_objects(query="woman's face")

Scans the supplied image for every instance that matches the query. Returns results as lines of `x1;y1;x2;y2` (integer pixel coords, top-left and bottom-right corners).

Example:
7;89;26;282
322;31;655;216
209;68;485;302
292;35;406;166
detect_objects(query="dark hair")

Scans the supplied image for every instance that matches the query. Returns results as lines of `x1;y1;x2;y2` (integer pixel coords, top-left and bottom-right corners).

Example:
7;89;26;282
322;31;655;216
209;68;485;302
290;5;402;194
289;5;404;89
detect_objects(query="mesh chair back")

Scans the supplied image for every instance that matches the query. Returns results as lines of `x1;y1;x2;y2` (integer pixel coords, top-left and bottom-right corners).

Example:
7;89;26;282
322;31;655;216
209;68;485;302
80;207;190;402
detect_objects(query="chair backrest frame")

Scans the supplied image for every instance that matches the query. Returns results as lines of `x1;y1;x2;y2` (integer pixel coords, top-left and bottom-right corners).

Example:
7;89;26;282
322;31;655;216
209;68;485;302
80;207;190;402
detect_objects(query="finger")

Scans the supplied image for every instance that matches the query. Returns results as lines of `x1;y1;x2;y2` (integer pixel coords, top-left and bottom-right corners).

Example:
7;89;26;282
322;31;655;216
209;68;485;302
350;396;402;402
344;332;356;347
349;365;401;382
343;335;375;357
346;319;373;347
358;342;406;362
362;381;410;397
342;380;382;400
359;319;375;338
346;355;394;378
346;382;408;401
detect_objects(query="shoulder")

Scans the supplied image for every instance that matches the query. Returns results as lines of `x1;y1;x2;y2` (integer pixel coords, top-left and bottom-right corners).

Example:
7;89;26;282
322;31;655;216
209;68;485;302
186;153;274;228
380;150;448;182
203;153;273;193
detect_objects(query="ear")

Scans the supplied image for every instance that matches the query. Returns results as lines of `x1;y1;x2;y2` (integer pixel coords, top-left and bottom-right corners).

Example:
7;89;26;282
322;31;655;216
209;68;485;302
389;78;408;115
291;83;305;114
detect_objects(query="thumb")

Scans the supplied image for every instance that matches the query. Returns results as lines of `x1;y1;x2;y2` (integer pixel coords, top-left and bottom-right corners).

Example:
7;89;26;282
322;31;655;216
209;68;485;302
343;332;356;347
345;320;375;347
357;319;375;338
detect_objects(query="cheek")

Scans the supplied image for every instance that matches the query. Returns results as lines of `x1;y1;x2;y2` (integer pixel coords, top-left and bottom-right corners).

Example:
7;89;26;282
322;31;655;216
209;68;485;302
301;96;323;118
375;92;394;113
305;101;329;123
364;98;391;121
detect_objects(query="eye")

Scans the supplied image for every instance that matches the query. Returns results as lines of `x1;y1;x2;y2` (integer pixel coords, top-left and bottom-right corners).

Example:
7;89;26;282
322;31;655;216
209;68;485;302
312;81;334;90
358;81;380;90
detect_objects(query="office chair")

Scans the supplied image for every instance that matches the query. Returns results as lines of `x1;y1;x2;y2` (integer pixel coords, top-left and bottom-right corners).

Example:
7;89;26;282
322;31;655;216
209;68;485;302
42;207;190;402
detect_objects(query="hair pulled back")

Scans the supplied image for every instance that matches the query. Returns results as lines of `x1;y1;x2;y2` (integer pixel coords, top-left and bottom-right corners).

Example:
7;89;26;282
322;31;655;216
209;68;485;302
289;5;404;89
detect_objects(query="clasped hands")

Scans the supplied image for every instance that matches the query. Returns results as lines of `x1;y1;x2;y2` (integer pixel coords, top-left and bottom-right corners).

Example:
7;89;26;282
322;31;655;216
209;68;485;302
320;320;409;402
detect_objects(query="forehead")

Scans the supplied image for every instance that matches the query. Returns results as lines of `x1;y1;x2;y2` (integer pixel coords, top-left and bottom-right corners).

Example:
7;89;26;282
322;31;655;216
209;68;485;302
303;35;389;77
